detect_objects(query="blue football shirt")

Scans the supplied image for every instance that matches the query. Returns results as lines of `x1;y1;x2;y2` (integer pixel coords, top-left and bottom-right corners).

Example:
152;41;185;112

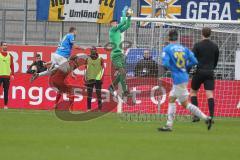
162;43;198;85
56;33;75;58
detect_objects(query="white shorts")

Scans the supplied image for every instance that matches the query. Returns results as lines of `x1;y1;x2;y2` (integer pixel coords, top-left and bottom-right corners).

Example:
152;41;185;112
169;83;189;103
52;53;68;66
38;54;69;77
51;53;71;73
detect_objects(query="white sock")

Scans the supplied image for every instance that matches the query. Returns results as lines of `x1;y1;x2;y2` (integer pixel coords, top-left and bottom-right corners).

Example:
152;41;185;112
39;70;51;77
166;103;176;127
187;103;208;120
39;63;60;77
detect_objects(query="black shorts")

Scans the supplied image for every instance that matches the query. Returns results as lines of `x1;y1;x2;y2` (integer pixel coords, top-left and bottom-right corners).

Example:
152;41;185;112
191;70;215;90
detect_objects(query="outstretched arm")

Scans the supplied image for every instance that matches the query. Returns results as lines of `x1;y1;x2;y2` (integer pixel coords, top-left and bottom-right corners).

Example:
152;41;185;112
111;6;131;32
119;6;131;32
26;62;35;74
73;44;85;51
111;20;127;32
68;34;85;51
119;16;131;33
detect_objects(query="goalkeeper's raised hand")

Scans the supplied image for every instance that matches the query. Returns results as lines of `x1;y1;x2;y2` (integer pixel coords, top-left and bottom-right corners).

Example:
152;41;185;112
122;6;129;17
126;8;133;18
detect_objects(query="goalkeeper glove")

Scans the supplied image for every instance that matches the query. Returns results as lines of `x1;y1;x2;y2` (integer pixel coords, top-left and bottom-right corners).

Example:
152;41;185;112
126;8;133;18
122;6;129;17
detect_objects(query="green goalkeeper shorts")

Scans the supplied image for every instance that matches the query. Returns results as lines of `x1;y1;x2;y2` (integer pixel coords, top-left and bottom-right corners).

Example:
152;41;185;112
111;53;125;69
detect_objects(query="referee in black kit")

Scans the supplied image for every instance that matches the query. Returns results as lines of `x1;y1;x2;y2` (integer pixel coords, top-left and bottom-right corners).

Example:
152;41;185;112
190;27;219;122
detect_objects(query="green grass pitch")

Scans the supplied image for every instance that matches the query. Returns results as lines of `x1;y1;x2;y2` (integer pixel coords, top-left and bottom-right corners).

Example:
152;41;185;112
0;109;240;160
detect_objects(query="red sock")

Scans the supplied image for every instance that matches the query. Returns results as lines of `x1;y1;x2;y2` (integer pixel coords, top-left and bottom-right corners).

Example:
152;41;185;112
55;93;62;104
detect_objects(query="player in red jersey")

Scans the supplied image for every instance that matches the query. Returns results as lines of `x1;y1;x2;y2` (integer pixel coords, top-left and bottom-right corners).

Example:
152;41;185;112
49;54;87;108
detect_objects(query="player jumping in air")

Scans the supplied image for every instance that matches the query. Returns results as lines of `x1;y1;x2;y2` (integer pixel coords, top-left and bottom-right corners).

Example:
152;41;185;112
159;29;213;132
108;6;132;97
30;26;83;82
49;54;87;108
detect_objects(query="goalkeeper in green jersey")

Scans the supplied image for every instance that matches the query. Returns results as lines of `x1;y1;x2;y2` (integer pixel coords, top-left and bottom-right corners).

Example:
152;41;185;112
108;6;132;97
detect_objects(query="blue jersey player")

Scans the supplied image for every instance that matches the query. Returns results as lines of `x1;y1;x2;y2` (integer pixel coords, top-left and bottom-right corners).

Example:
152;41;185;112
31;27;83;82
159;29;213;132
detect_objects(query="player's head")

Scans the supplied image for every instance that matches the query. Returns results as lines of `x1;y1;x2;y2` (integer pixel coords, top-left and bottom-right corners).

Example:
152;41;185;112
90;46;98;59
110;20;118;27
143;49;151;59
69;27;77;35
36;54;42;62
168;29;178;42
202;27;211;39
69;55;88;70
0;41;8;51
69;55;80;70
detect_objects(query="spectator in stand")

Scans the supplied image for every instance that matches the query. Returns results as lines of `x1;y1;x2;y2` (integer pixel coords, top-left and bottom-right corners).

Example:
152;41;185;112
134;49;159;77
27;54;47;74
0;41;14;109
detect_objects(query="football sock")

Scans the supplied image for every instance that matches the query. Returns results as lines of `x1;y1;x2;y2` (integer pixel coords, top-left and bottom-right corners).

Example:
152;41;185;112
166;103;176;127
39;70;51;76
208;98;214;118
191;96;198;107
55;93;62;104
187;103;208;120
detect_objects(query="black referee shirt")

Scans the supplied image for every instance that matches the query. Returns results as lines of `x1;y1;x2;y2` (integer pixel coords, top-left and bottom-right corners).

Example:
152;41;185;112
192;39;219;70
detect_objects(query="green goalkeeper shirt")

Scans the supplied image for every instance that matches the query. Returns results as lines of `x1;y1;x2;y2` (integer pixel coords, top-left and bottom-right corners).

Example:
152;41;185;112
109;15;131;58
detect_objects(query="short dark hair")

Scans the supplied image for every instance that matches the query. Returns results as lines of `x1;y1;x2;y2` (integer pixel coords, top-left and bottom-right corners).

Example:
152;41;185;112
90;46;97;54
0;41;6;46
69;27;76;33
36;54;41;58
168;29;178;41
202;27;211;38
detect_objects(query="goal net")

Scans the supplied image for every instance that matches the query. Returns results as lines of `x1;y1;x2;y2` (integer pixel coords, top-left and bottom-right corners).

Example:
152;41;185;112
119;17;240;121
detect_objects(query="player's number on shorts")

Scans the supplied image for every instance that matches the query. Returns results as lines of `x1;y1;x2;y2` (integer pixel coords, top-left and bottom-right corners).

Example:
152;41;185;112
174;52;185;68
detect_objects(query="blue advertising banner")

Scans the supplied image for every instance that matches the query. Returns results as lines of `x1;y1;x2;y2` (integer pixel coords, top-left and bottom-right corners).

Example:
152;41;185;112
140;0;240;20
